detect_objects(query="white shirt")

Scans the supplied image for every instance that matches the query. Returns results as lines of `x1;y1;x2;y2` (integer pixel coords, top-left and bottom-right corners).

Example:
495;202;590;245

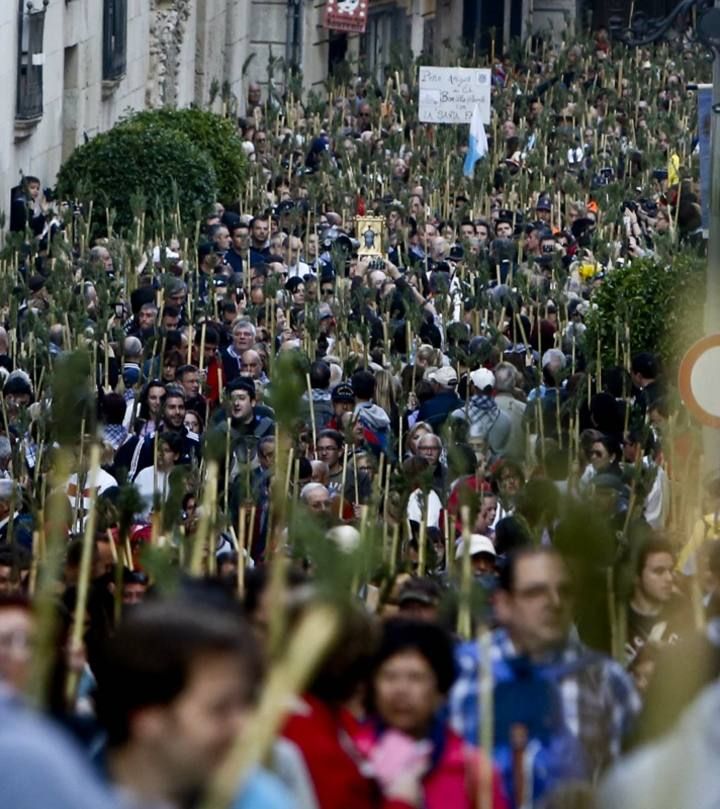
406;488;442;529
65;469;118;531
133;467;170;519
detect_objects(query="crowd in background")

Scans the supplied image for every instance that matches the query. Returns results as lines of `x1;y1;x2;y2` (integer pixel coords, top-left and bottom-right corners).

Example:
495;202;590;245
0;22;718;809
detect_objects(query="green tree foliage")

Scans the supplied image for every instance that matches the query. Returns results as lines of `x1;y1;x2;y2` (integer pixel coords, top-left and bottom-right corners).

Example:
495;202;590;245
126;108;248;206
586;253;705;374
56;117;218;232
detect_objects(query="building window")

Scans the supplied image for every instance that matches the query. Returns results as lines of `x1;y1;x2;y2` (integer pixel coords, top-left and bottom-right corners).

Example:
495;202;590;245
16;0;48;121
360;9;408;85
103;0;127;82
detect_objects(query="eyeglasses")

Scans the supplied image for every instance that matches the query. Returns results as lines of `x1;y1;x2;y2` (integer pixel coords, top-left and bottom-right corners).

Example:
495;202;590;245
317;444;339;453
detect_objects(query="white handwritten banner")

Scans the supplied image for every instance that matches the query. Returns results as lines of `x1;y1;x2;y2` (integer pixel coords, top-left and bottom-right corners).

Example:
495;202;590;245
418;67;492;125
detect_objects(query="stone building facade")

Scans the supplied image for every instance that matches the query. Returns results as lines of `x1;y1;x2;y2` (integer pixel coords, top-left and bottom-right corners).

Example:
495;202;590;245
2;0;580;217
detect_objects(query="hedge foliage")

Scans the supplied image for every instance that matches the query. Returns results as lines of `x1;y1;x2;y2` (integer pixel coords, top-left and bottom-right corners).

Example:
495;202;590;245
56;108;247;232
125;108;248;205
586;253;705;375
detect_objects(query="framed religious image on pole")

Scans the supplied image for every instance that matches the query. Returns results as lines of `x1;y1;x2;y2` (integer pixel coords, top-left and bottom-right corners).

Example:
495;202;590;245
355;216;386;264
323;0;369;33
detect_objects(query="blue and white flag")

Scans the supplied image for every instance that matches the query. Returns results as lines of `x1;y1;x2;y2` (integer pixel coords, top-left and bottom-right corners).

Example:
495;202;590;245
463;104;488;178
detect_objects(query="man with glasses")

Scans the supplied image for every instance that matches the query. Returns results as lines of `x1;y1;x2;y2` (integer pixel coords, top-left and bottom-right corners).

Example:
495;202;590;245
315;429;344;495
450;547;640;807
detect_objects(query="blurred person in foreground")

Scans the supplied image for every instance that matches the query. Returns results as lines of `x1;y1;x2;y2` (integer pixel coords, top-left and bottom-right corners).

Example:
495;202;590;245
0;595;120;809
95;598;292;809
449;547;640;808
283;602;433;809
355;618;508;809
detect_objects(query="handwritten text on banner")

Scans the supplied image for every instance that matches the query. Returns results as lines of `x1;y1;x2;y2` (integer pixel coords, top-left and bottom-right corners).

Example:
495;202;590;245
418;67;492;125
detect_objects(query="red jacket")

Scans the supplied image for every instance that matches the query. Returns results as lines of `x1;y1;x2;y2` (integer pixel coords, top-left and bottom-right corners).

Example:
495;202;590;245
283;695;413;809
354;723;509;809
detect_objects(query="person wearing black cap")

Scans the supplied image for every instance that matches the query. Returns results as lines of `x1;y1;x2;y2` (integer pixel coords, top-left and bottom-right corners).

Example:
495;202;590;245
396;577;443;623
535;195;552;226
327;383;356;430
213;377;275;463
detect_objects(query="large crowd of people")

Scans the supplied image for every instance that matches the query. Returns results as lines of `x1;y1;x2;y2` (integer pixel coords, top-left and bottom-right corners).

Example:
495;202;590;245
0;23;717;809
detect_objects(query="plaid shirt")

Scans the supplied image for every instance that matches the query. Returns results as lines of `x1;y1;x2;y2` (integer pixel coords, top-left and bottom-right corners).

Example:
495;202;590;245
449;629;641;783
103;424;129;451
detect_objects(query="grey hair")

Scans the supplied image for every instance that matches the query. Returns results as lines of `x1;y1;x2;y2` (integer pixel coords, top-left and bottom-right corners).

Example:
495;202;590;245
232;318;257;337
123;336;143;357
300;482;329;502
493;362;518;393
0;437;12;462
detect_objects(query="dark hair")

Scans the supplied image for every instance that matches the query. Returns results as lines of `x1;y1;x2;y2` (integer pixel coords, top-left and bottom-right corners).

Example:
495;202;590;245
161;387;185;406
0;544;30;573
498;546;564;593
351;369;376;401
96;600;259;747
592;433;622;463
635;536;674;577
371;618;456;695
631;352;658;380
181;491;197;510
310;360;331;390
195;325;220;346
306;602;378;704
157;431;184;457
162;349;183;369
101;392;127;426
184;408;204;433
138;379;166;421
317;428;343;449
493;516;533;557
176;364;198;382
230;222;249;237
161;305;180;320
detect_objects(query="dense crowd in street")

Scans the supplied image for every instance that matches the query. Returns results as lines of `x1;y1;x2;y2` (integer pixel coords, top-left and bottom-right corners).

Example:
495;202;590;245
1;22;718;809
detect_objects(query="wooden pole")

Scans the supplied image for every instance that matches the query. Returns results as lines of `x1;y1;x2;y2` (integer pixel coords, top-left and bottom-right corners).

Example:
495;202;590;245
65;444;101;705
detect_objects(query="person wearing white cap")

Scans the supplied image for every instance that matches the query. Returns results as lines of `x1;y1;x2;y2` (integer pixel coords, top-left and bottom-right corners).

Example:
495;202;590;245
450;367;511;457
455;533;497;576
417;366;462;430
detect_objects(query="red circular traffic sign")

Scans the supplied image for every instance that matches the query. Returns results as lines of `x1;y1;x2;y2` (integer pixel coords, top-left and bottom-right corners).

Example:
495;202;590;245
678;333;720;429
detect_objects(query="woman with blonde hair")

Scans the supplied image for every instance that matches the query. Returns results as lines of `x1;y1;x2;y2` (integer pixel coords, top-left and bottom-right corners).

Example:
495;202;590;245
404;421;434;459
